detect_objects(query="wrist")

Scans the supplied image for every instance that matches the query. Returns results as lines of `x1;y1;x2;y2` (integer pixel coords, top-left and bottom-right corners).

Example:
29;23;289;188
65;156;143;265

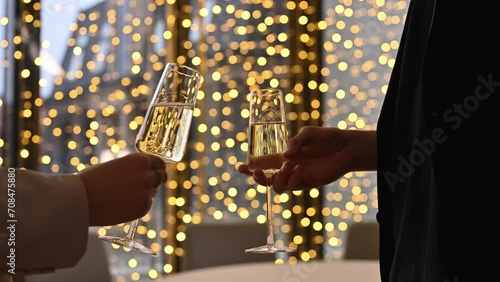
344;130;377;172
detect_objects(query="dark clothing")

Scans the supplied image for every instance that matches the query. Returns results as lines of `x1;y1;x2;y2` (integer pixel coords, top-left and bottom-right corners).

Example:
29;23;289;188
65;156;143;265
377;0;500;281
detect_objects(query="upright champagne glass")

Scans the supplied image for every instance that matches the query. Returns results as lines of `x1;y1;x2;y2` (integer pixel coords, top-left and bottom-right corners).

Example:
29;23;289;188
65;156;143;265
99;63;202;256
245;88;296;253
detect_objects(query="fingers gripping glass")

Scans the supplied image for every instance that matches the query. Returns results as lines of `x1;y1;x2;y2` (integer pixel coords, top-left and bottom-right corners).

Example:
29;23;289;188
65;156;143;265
99;63;202;256
245;88;296;253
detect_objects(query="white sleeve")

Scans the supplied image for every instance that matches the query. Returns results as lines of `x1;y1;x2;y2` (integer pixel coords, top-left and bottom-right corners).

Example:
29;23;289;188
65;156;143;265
0;167;89;275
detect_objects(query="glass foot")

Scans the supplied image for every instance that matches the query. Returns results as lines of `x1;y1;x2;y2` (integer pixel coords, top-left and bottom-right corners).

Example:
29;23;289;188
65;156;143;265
99;235;158;256
245;244;296;253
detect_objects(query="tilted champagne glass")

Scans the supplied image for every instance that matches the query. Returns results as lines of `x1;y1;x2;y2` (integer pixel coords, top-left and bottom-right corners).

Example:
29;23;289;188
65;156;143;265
245;88;296;253
99;63;202;256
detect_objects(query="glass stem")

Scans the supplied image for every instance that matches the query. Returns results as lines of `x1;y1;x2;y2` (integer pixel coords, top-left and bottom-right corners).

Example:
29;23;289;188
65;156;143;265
126;219;139;239
266;185;275;246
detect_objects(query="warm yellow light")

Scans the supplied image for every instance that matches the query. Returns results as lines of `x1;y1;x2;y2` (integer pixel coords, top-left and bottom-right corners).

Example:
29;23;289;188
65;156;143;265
20;149;29;158
256;214;266;224
128;259;137;268
213;211;223;220
163;264;173;273
148;270;158;279
176;232;186;242
131;272;140;281
20;69;30;78
300;218;311;227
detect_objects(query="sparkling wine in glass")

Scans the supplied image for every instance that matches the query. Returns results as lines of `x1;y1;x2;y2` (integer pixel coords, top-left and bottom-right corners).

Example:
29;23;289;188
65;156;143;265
245;88;296;253
99;63;202;256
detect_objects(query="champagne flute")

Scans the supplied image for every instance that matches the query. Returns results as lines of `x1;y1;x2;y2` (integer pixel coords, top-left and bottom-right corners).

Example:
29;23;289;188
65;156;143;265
245;88;296;253
99;63;202;256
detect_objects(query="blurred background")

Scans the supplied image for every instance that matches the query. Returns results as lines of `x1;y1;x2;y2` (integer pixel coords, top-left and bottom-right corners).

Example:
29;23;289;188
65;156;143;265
0;0;407;281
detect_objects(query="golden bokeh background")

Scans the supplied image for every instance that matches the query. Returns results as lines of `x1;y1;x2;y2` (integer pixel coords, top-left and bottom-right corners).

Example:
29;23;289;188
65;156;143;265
0;0;408;281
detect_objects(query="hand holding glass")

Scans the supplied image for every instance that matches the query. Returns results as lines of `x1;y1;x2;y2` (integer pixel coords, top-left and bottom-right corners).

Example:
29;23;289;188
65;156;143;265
99;63;202;256
245;88;296;253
